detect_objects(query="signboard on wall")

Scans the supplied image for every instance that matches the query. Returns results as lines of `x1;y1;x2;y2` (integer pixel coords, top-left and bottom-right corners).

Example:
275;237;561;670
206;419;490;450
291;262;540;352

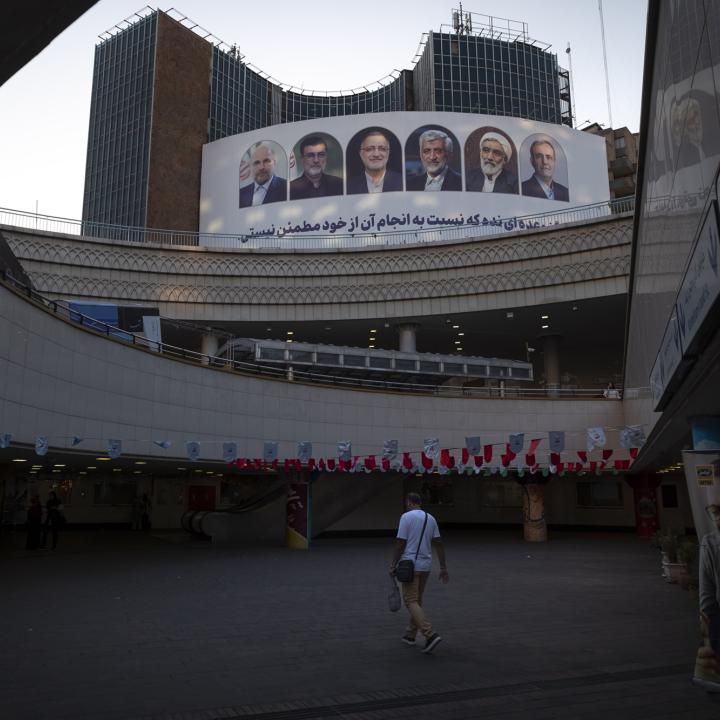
200;111;609;243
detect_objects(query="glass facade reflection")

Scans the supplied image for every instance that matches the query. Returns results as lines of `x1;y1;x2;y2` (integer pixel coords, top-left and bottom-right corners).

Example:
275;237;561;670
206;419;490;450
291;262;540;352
82;13;157;228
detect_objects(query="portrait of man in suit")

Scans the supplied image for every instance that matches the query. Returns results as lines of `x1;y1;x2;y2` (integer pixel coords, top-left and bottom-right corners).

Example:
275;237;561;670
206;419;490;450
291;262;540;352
406;129;462;192
346;129;403;194
521;137;569;202
465;130;518;194
289;135;344;200
238;141;287;208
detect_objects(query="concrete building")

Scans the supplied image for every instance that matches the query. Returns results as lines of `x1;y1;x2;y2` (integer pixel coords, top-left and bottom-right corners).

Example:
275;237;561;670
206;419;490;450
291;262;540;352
81;8;572;231
584;122;641;199
2;1;718;552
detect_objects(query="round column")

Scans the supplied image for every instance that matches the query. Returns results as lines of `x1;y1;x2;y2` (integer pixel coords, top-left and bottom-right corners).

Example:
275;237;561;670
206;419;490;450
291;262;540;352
521;482;548;542
397;323;419;353
200;333;219;365
542;334;561;396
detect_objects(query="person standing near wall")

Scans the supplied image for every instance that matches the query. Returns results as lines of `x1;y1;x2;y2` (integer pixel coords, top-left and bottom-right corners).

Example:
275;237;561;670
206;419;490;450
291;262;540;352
40;490;63;549
389;492;449;653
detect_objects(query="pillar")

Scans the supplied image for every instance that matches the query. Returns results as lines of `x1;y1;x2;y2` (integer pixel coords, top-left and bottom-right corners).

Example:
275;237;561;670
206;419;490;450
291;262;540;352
521;481;548;542
542;335;561;396
200;333;219;365
286;469;311;550
625;474;661;538
397;323;419;353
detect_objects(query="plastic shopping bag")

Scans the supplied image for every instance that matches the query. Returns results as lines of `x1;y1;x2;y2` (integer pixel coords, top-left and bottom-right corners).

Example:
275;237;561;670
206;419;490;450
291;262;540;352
388;576;401;612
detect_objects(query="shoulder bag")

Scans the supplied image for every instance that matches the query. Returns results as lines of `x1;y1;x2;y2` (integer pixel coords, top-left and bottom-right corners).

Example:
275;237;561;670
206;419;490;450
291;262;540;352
395;512;428;583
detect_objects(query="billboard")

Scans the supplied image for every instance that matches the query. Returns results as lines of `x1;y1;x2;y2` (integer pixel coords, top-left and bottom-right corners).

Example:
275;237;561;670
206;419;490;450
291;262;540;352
200;111;609;241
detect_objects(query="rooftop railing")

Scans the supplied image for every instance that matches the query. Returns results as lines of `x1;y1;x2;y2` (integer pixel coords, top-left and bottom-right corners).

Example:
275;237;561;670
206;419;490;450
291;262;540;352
0;197;635;251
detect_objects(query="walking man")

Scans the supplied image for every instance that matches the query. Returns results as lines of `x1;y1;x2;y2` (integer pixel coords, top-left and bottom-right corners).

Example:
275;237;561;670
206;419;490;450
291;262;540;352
389;492;449;653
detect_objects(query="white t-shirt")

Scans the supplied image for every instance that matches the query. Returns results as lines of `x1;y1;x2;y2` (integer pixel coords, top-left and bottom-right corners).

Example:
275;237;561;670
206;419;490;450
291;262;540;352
397;508;440;572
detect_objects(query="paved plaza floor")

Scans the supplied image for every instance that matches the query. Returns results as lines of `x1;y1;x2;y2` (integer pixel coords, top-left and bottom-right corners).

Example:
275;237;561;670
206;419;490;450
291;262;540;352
1;527;719;719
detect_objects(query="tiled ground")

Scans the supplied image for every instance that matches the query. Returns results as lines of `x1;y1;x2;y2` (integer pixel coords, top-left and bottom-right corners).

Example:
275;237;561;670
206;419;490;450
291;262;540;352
1;528;718;719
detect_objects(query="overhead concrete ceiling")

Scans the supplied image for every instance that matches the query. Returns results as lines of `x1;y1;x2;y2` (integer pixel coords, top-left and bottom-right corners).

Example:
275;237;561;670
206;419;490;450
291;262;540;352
2;1;98;86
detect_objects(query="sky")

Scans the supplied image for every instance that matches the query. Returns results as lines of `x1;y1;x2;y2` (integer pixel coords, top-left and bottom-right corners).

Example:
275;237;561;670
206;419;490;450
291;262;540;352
0;0;648;221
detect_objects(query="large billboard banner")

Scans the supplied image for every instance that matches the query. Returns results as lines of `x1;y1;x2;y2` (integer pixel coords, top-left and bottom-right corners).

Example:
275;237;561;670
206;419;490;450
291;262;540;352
200;111;609;241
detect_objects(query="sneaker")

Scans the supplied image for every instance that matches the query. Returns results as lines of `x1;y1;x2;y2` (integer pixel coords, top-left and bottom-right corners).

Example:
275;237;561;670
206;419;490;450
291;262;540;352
401;635;416;646
423;633;442;654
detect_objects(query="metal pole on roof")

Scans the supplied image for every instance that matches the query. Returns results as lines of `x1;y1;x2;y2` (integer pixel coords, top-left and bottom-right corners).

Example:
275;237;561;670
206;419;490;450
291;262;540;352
598;0;614;127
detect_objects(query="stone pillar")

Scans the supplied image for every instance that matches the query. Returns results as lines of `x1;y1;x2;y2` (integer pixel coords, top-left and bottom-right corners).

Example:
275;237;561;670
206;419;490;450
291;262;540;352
200;333;219;365
286;469;311;550
397;323;419;353
542;335;561;396
521;481;548;542
625;474;660;538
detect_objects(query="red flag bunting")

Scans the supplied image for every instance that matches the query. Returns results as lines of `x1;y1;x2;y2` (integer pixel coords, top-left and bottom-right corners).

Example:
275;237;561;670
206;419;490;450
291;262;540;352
484;445;493;463
550;452;561;466
318;458;325;471
602;449;613;461
577;451;587;464
590;461;597;472
461;448;470;465
528;438;542;455
381;458;390;472
421;452;433;469
307;458;316;472
525;453;535;467
403;452;414;470
327;458;336;471
474;456;483;467
629;448;639;459
364;455;376;471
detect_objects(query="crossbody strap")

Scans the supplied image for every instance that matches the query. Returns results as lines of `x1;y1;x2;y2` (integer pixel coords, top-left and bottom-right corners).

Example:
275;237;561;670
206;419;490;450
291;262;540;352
414;512;428;561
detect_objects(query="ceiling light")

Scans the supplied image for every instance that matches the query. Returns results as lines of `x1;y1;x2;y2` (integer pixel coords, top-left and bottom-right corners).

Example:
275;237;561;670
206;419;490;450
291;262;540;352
456;347;463;351
286;331;294;335
458;332;464;336
369;345;375;348
79;471;87;475
572;305;578;311
266;327;272;331
113;468;122;472
541;314;549;319
454;341;461;344
95;457;111;461
133;470;142;474
53;464;66;468
12;458;27;463
177;467;187;471
452;325;459;329
134;461;147;465
287;339;293;343
369;329;377;333
52;470;61;473
506;311;514;318
324;326;331;330
86;466;96;470
541;324;549;329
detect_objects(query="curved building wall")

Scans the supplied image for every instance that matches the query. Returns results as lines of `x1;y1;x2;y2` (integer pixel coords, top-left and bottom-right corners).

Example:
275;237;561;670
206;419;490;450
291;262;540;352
0;280;638;532
4;214;632;323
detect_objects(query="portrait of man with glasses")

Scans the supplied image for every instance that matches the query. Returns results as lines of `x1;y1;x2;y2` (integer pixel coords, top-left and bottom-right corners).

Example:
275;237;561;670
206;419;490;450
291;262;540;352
346;128;403;195
289;134;344;200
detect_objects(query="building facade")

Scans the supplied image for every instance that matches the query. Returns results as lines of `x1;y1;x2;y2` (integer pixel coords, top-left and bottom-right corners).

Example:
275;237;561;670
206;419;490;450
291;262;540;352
81;9;572;232
584;123;640;199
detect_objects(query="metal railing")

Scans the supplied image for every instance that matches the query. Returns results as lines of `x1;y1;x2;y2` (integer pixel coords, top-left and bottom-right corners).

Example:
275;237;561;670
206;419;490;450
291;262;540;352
0;197;635;251
1;269;625;402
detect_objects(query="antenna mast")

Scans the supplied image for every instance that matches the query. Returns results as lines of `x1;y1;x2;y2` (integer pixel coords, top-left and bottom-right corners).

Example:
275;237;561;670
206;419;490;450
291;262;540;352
598;0;614;127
